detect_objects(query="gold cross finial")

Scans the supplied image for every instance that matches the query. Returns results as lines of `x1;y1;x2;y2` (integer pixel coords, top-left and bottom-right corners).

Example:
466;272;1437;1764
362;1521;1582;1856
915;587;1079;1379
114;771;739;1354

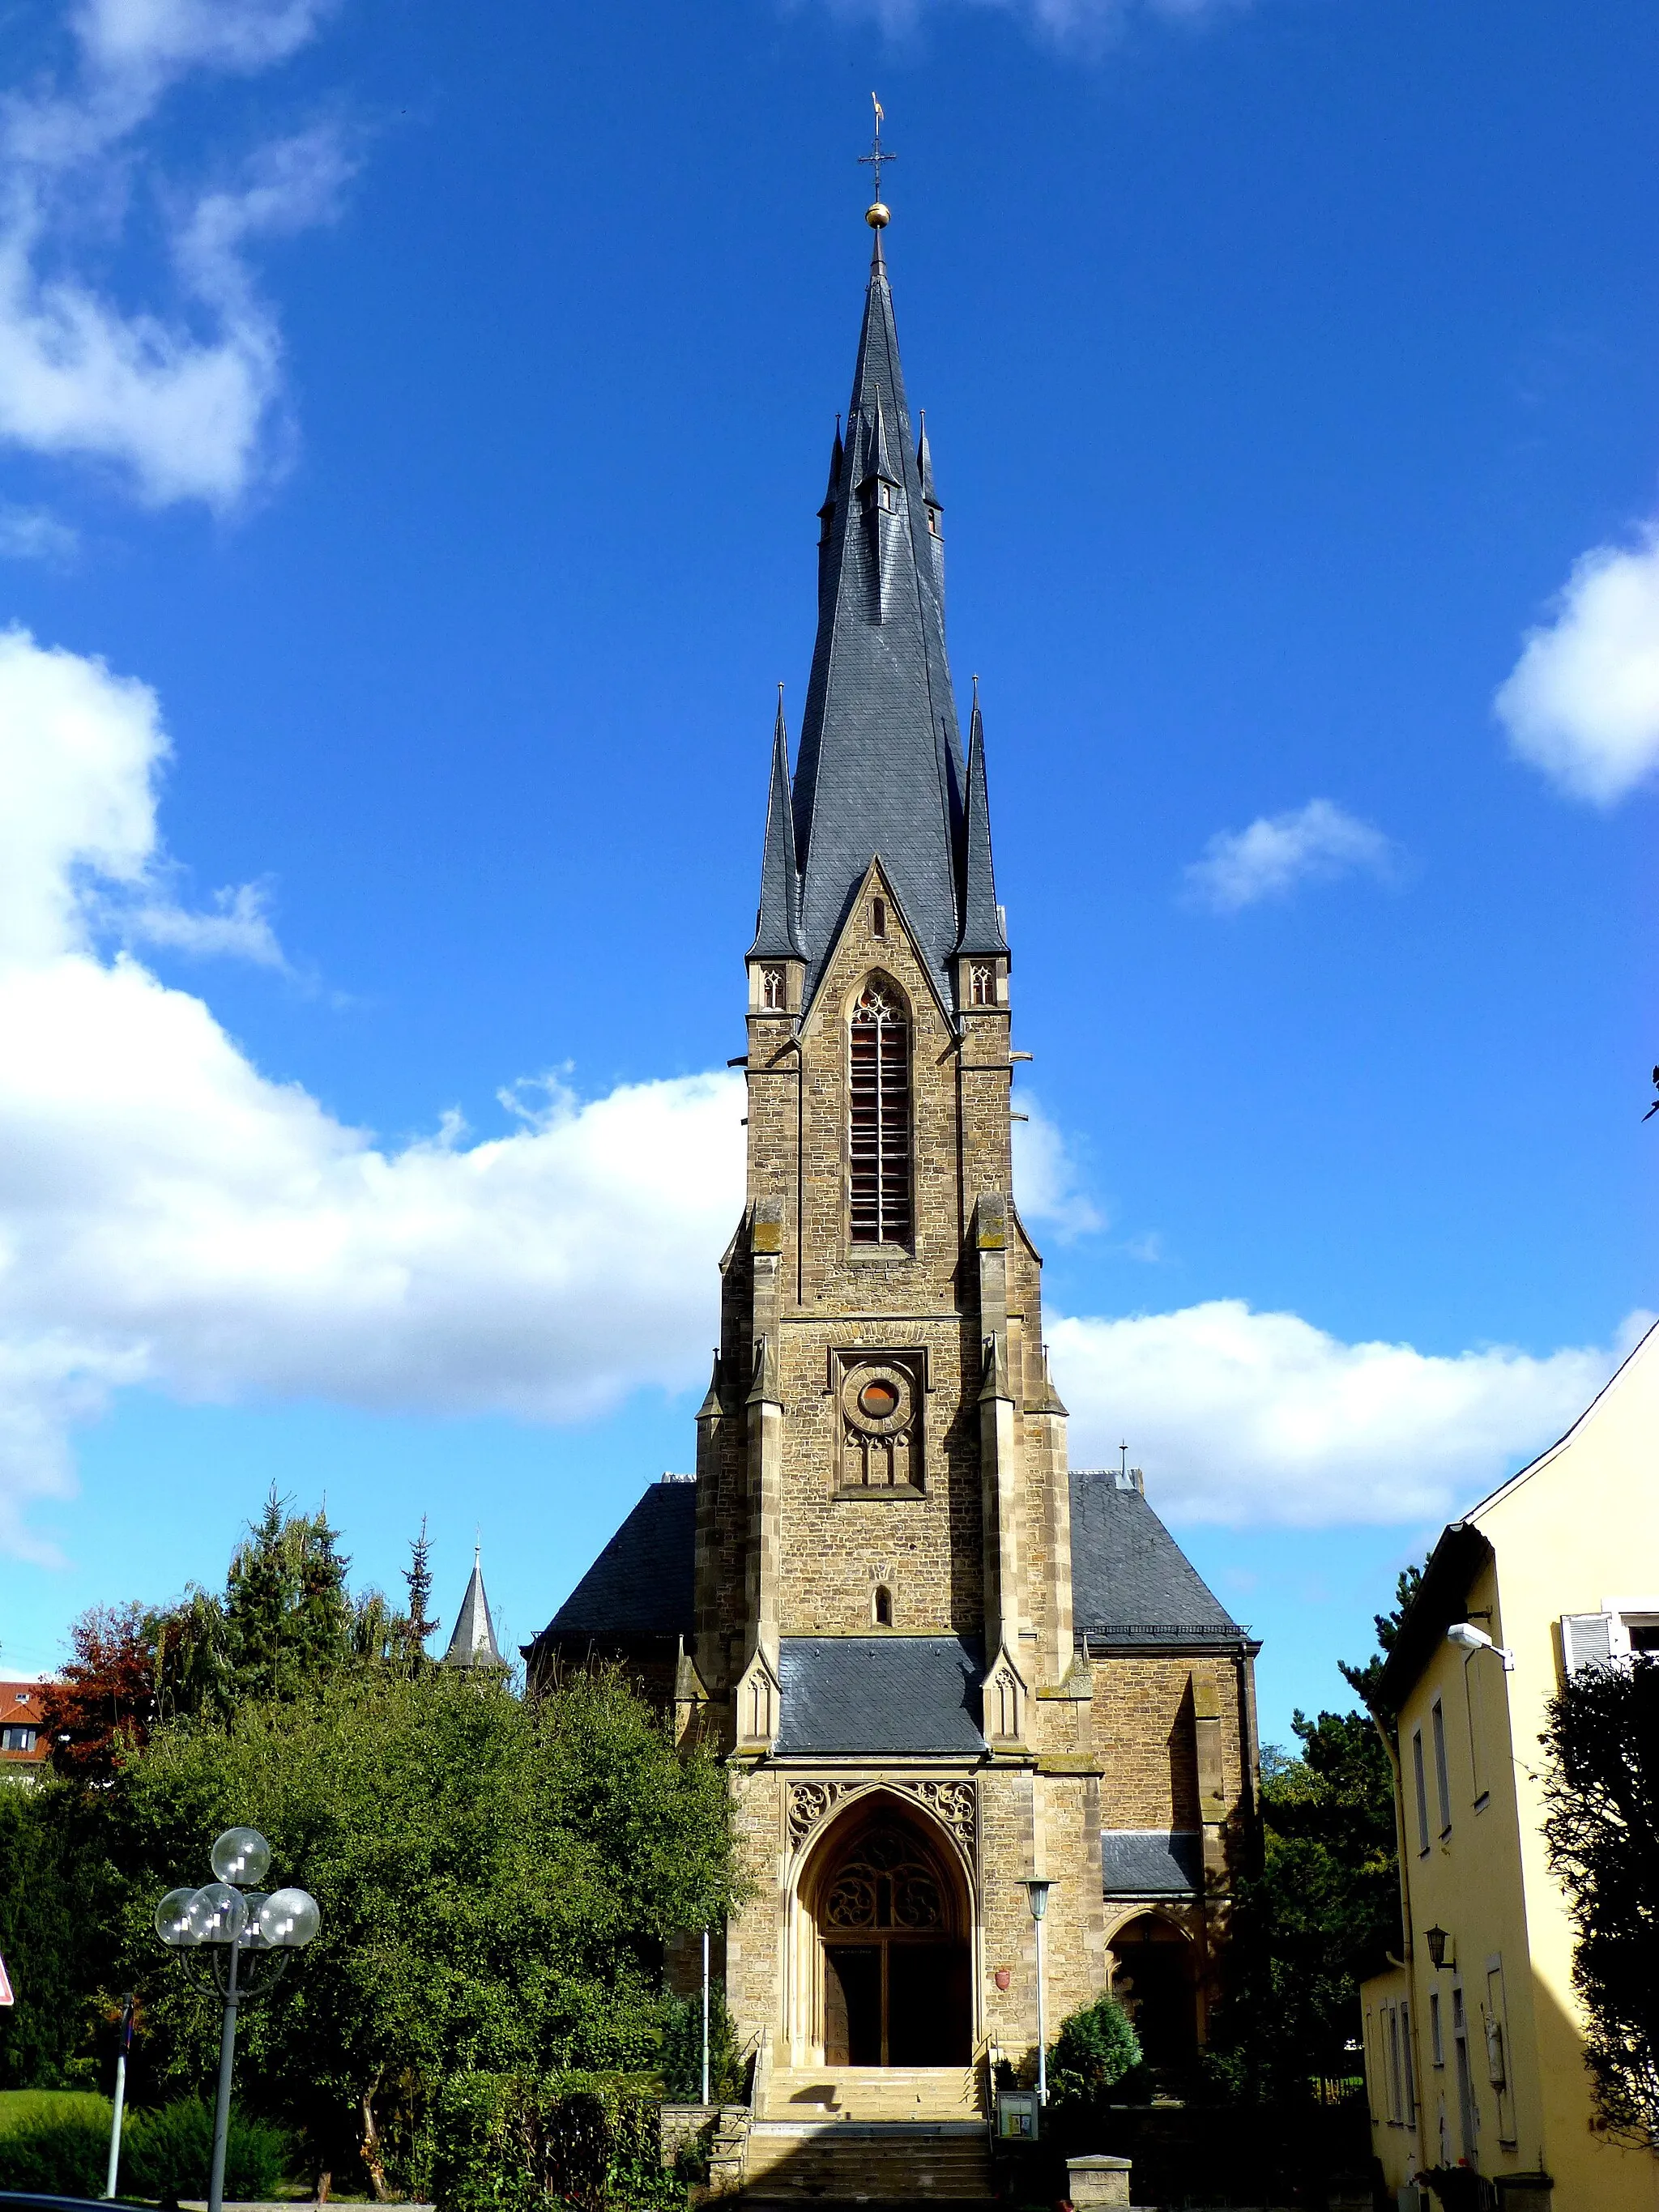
859;93;894;227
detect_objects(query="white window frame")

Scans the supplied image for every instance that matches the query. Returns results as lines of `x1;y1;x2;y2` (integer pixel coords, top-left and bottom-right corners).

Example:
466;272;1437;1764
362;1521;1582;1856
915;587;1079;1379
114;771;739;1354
1602;1595;1659;1655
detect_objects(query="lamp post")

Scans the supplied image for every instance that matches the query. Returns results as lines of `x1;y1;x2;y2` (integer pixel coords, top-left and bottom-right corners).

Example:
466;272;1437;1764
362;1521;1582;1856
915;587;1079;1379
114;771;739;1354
1023;1879;1053;2107
103;1992;134;2201
701;1928;711;2108
154;1828;319;2212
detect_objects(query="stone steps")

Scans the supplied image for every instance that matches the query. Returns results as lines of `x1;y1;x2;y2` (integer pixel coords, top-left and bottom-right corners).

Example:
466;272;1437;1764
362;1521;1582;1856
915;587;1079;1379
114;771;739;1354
742;2118;992;2202
763;2065;983;2123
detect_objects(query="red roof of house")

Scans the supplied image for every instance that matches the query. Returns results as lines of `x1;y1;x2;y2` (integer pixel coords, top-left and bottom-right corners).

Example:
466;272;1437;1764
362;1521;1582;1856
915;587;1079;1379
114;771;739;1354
0;1680;53;1770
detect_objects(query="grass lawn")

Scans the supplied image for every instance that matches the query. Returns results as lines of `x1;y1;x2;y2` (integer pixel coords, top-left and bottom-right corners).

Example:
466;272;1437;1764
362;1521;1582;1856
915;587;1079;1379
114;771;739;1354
0;2087;113;2132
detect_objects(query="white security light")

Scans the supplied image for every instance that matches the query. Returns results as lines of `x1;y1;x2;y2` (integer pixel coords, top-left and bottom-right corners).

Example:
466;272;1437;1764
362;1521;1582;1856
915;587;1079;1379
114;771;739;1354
1448;1622;1515;1671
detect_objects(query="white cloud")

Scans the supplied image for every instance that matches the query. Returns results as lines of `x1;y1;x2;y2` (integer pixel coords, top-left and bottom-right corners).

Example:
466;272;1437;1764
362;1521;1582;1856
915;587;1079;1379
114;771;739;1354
0;0;346;507
122;880;286;965
1050;1300;1633;1528
0;503;79;562
1495;530;1659;807
1183;798;1397;914
1012;1097;1104;1238
803;0;1243;49
0;626;283;966
0;630;1625;1558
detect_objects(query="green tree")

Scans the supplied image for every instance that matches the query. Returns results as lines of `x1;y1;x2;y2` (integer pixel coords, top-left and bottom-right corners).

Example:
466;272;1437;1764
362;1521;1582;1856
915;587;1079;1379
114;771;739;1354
1541;1650;1659;2148
37;1601;162;1779
0;1780;122;2087
1217;1710;1401;2096
113;1665;737;2199
1337;1562;1425;1710
1209;1567;1423;2103
401;1518;441;1665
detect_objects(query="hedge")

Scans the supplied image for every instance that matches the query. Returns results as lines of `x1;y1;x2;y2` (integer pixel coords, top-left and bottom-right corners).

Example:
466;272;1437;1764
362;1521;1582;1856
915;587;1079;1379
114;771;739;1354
432;2070;683;2212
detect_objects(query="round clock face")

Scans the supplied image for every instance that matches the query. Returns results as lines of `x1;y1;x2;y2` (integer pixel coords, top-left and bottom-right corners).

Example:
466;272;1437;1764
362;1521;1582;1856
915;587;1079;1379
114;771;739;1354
859;1379;899;1420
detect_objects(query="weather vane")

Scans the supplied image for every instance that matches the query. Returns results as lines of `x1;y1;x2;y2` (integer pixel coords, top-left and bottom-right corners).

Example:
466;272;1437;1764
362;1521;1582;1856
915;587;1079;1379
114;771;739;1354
859;92;895;227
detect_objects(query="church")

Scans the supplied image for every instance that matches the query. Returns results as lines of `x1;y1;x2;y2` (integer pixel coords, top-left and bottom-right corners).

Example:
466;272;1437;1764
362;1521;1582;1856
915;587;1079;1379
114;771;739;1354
528;182;1260;2191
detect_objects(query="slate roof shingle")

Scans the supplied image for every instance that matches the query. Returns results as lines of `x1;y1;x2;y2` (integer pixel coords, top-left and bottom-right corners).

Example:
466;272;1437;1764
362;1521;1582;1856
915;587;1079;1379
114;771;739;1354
774;1636;987;1756
1068;1470;1244;1645
544;1480;697;1639
786;237;984;1013
1100;1830;1204;1896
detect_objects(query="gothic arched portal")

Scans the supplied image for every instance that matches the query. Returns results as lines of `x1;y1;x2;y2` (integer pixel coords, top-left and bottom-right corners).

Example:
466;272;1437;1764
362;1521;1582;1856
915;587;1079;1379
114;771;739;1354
800;1796;971;2067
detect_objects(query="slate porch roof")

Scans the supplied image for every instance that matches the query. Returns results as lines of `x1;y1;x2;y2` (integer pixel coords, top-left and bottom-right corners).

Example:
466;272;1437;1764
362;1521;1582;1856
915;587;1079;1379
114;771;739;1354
774;1635;986;1757
1101;1830;1204;1897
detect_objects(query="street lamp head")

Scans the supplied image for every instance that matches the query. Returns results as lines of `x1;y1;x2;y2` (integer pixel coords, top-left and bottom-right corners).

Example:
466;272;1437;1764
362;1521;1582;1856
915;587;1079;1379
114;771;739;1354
1447;1622;1516;1670
238;1893;273;1950
211;1826;271;1887
156;1886;204;1948
188;1883;249;1946
1424;1924;1451;1971
1023;1877;1052;1923
257;1886;321;1949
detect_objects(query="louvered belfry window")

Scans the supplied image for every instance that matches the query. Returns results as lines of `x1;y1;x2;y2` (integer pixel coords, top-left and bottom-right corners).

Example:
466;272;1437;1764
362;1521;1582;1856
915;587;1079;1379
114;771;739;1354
850;982;911;1243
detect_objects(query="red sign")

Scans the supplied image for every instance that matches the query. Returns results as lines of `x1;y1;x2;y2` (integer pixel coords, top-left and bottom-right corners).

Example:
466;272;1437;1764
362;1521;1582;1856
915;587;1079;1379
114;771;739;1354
0;1955;13;2006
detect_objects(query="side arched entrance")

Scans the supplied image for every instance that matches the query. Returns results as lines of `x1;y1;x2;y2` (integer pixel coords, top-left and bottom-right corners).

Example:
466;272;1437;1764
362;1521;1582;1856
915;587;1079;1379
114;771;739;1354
1108;1912;1201;2066
796;1794;973;2067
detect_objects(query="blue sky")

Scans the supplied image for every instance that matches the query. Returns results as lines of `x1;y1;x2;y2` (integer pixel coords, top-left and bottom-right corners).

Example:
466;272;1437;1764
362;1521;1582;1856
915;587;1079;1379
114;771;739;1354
0;0;1654;1745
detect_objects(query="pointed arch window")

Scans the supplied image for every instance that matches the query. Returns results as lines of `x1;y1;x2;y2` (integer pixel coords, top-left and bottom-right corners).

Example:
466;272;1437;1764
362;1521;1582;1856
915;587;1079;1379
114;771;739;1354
850;982;911;1245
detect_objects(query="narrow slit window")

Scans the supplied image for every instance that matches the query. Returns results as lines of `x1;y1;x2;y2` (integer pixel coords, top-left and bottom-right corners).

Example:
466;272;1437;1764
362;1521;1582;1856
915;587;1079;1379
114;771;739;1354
872;897;887;939
873;1586;893;1627
1412;1728;1430;1855
850;983;911;1245
1432;1697;1452;1837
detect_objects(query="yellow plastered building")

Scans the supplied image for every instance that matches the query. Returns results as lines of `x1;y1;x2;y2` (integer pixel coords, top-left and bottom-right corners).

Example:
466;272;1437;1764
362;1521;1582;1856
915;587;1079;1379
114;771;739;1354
1361;1319;1659;2212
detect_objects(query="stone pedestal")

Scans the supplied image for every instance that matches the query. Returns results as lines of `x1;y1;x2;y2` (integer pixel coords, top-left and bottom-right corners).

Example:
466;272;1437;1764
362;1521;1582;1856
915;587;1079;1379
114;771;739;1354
1065;2152;1133;2209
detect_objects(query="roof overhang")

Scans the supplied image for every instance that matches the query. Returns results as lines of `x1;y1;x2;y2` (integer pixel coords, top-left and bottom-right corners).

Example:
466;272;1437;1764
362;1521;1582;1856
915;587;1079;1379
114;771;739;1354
1371;1520;1496;1721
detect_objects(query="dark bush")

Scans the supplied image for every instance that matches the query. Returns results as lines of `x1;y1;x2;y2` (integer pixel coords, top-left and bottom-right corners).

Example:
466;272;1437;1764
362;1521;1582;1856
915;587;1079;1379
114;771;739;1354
1046;1992;1144;2114
125;2095;292;2204
0;2110;108;2195
660;1981;746;2104
432;2070;680;2212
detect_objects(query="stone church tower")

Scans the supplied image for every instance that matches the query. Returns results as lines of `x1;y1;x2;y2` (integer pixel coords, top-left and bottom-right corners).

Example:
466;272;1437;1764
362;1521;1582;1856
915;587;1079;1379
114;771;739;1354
531;207;1260;2193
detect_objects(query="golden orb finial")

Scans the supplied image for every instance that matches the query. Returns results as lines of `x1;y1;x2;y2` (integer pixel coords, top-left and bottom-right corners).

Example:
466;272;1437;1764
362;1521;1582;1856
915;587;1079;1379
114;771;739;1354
865;201;889;229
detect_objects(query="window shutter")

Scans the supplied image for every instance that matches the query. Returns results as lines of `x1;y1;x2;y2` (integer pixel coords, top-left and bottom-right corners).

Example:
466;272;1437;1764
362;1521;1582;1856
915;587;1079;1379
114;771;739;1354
1562;1613;1614;1675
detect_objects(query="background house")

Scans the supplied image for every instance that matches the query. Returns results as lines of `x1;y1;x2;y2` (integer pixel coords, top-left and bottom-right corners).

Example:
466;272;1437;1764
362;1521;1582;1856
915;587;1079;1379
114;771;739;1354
1361;1320;1659;2212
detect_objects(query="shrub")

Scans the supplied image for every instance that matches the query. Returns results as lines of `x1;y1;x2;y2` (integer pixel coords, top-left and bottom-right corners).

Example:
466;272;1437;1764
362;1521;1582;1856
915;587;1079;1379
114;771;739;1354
660;1981;746;2104
1046;1993;1144;2113
0;2109;109;2195
432;2070;681;2212
125;2095;292;2205
1542;1651;1659;2148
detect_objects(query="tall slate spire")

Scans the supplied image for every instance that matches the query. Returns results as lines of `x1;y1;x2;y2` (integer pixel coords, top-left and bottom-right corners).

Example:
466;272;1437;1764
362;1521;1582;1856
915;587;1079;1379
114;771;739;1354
787;229;968;1010
749;688;804;960
956;692;1006;959
445;1546;503;1670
